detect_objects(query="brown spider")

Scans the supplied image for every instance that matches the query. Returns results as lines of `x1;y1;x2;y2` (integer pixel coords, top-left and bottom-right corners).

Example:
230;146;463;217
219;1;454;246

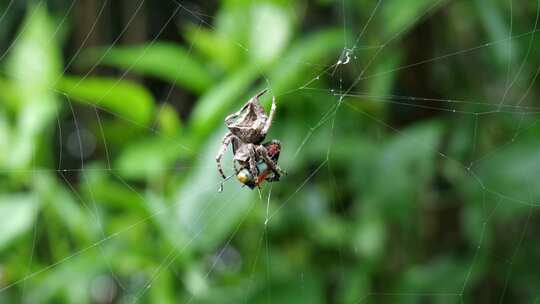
216;89;286;188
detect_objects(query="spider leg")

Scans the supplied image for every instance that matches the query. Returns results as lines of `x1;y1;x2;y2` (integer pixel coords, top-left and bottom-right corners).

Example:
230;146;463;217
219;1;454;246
248;144;258;179
252;89;268;117
255;88;269;99
231;136;243;175
233;159;239;174
256;145;286;178
216;132;233;179
262;96;276;136
264;172;281;182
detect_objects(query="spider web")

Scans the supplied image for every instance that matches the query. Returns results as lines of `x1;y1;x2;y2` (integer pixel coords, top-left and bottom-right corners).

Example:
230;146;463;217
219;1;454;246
0;0;539;303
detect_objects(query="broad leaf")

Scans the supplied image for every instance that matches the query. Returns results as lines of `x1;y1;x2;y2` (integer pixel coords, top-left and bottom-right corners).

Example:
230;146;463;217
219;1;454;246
56;76;155;126
248;3;292;64
81;42;213;93
116;137;188;180
184;26;240;71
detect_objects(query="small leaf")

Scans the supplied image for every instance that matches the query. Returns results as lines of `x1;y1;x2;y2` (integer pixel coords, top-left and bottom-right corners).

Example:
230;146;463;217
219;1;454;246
248;3;292;64
351;206;386;261
268;29;344;93
184;25;240;71
56;76;155;125
81;42;213;93
0;194;39;251
156;104;182;137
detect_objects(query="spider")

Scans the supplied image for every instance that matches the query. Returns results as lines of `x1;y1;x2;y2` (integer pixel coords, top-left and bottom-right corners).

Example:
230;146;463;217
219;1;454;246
216;89;286;189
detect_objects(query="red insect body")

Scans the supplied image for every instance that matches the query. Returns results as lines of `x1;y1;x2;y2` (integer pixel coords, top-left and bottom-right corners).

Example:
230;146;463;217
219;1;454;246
254;142;281;187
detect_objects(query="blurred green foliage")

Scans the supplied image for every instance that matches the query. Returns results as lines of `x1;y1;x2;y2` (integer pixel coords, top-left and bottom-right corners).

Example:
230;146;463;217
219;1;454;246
1;0;540;303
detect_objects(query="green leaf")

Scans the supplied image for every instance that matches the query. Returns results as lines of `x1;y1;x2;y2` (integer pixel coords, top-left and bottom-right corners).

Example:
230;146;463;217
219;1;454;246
184;26;241;71
56;76;155;126
249;272;324;304
0;78;19;111
149;268;176;304
6;4;61;170
396;257;468;303
34;172;96;240
25;251;105;303
207;2;293;65
156;104;183;137
79;163;148;213
368;121;443;220
215;2;250;50
0;194;39;251
474;0;516;65
248;3;292;64
336;270;370;304
366;52;402;99
268;28;344;93
81;42;213;93
116;137;188;180
351;205;386;262
468;139;540;213
0;110;10;167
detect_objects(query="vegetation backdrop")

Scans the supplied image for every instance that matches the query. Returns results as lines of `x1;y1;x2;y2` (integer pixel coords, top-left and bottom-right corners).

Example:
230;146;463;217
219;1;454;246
0;0;540;303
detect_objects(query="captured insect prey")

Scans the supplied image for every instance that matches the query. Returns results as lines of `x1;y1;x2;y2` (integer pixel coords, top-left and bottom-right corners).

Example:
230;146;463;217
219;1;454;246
216;89;286;191
236;140;282;189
